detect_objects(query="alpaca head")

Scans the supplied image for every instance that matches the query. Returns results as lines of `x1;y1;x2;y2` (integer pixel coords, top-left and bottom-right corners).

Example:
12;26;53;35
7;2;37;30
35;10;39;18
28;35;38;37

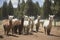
37;16;41;20
49;15;55;21
29;16;35;21
8;15;14;25
8;15;14;20
24;15;29;21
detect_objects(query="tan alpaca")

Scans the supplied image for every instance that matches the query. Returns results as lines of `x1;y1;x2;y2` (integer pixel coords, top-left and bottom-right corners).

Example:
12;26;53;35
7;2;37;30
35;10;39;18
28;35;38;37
2;16;23;35
43;15;55;35
28;16;35;34
2;15;14;35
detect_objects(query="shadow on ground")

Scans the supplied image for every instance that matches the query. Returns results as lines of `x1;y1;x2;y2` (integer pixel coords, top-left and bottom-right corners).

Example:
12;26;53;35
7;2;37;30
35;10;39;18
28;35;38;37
7;34;19;37
50;34;60;37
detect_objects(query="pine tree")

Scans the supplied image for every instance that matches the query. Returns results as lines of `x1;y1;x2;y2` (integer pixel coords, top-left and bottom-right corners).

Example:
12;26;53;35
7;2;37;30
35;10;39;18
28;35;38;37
8;0;14;15
24;0;41;17
35;1;41;15
0;8;2;19
24;0;34;16
15;0;20;18
18;0;20;11
20;0;25;16
54;0;60;18
2;0;8;19
43;0;52;18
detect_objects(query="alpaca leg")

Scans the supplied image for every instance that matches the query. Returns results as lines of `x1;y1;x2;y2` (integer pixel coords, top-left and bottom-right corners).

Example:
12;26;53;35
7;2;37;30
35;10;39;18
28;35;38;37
7;28;10;35
36;26;38;32
22;27;25;34
37;26;39;32
29;26;31;34
27;26;30;34
36;25;39;32
47;27;51;35
47;28;50;35
14;26;17;34
23;27;25;34
15;26;18;34
23;27;26;34
36;24;39;32
18;25;23;34
31;25;33;32
3;25;6;35
13;26;15;34
29;25;32;34
22;27;24;34
25;27;27;34
12;28;14;34
44;27;46;34
18;28;21;34
27;26;29;34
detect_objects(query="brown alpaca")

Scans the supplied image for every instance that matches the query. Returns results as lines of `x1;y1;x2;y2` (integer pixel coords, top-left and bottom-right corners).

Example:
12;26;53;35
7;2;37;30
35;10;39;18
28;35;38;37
2;18;24;35
12;17;24;34
12;19;21;34
13;19;24;34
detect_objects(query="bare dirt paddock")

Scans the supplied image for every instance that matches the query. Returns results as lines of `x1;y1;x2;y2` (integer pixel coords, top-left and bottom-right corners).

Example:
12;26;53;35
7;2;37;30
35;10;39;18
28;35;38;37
0;21;60;40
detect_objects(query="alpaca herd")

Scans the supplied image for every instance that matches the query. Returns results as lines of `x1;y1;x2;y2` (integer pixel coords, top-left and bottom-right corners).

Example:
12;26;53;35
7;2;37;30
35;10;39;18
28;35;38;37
2;15;55;36
2;15;24;35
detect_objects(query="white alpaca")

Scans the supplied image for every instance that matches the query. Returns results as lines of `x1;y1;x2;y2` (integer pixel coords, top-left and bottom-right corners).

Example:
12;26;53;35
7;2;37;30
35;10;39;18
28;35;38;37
43;15;55;35
34;16;41;32
23;16;35;34
8;15;14;20
23;15;30;34
24;15;29;27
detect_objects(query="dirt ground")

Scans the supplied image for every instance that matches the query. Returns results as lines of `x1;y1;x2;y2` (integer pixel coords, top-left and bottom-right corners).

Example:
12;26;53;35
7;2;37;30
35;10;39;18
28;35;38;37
0;24;60;40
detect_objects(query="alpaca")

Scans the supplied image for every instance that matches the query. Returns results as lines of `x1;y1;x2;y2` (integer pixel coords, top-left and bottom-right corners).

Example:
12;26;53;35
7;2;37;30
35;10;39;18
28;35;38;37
12;18;21;34
43;15;55;35
2;15;14;35
23;16;35;34
9;17;24;34
23;15;30;34
28;16;35;34
3;19;10;35
2;16;24;35
34;16;40;32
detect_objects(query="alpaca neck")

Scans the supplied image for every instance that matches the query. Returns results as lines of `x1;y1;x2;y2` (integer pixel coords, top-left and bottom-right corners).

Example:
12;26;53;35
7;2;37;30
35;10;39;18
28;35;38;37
49;20;53;26
38;18;40;24
9;20;12;25
21;17;24;26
